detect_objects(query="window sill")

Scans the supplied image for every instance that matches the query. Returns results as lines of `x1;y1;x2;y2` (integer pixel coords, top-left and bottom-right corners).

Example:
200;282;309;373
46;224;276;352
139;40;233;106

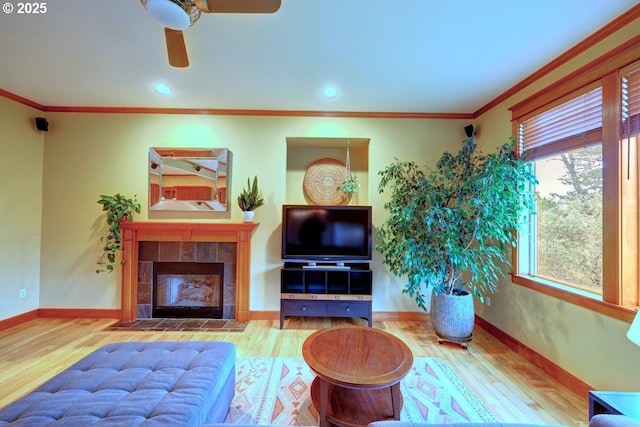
512;274;636;322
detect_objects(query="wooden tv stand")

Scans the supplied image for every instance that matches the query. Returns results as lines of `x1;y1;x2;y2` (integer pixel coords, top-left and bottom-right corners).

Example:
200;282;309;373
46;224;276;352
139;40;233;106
280;262;372;329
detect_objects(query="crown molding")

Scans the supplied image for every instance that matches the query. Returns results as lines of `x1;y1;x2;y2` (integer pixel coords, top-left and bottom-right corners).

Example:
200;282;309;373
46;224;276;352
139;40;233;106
2;4;638;121
474;3;640;118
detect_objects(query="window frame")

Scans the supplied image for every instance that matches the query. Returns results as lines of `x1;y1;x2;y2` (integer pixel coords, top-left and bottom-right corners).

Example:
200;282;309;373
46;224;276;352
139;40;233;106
517;84;604;295
509;35;640;323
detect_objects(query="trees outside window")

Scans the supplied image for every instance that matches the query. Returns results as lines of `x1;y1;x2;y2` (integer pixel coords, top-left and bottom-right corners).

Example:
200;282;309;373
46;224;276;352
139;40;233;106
534;145;602;293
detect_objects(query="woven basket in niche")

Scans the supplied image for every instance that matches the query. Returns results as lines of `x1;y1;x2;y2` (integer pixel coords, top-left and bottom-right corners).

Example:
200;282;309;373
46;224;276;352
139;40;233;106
303;158;350;205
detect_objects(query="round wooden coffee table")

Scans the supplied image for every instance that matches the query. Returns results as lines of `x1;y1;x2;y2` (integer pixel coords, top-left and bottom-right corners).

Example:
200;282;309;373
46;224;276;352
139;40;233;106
302;325;414;427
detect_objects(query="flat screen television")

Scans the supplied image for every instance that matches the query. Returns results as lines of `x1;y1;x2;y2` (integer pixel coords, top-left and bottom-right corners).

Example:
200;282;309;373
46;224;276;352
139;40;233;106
281;205;372;262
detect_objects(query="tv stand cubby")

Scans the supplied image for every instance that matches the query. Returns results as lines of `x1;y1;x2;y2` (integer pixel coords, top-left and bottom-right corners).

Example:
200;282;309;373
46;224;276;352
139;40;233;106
280;262;372;329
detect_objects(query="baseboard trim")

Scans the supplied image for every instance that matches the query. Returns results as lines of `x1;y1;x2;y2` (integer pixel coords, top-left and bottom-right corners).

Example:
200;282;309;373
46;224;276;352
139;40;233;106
249;311;279;321
475;315;591;398
373;311;430;322
247;310;431;322
38;308;121;319
0;310;39;332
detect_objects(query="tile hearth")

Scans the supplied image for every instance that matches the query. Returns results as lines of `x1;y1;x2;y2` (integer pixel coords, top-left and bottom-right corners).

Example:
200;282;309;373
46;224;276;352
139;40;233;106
106;318;248;332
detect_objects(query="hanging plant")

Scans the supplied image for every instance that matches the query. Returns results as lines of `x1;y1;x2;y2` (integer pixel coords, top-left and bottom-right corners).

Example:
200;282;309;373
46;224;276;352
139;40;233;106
96;193;141;273
337;176;360;194
337;141;360;194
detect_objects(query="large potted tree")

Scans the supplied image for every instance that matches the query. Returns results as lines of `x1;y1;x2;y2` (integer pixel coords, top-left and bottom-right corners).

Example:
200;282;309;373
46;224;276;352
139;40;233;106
376;135;537;348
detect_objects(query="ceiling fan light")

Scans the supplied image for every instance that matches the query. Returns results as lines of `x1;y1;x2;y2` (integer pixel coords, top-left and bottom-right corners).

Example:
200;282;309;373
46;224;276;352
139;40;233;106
145;0;190;30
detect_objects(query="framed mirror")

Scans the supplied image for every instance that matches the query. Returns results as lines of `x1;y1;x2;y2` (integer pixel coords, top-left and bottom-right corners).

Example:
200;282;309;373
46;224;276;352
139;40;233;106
149;148;229;211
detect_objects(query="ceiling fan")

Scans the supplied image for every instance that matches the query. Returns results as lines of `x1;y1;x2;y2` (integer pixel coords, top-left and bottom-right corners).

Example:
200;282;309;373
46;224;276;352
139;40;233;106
140;0;281;68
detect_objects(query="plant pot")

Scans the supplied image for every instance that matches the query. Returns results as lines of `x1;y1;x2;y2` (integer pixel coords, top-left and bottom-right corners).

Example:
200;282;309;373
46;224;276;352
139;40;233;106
430;288;474;349
241;211;255;222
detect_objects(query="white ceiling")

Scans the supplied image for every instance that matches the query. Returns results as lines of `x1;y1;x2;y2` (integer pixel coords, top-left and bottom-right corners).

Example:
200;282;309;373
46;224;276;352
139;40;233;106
0;0;637;114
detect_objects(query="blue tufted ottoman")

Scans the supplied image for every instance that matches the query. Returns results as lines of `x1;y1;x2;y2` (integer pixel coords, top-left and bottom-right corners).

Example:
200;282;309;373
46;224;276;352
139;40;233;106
0;341;236;426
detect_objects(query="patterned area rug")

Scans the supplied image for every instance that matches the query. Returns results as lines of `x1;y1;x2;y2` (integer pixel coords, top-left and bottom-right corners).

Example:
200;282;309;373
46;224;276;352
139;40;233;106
225;357;496;425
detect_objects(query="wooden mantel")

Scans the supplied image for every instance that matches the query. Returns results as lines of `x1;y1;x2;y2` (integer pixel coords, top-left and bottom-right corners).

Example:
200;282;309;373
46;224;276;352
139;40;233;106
119;221;259;322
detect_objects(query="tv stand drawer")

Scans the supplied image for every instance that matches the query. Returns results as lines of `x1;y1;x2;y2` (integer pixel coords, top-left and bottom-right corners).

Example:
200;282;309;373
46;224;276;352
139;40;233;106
279;298;372;329
281;300;327;316
327;301;370;317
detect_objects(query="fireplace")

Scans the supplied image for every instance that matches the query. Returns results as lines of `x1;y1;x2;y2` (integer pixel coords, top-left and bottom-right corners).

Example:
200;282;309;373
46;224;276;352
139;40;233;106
119;222;259;322
137;241;237;319
153;262;225;318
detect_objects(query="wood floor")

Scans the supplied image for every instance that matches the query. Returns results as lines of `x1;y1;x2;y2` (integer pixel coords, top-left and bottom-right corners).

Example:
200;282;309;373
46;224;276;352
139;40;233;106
0;317;587;426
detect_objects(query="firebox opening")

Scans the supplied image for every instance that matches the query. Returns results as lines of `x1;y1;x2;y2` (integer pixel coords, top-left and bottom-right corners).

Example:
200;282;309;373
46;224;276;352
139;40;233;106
152;262;225;319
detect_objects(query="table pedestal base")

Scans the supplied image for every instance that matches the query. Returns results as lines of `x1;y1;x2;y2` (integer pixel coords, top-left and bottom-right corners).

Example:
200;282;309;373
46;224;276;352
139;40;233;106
310;377;403;427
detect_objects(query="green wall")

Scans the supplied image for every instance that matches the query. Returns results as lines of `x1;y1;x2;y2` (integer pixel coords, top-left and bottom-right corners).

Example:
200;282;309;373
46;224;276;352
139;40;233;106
35;112;467;314
0;97;44;318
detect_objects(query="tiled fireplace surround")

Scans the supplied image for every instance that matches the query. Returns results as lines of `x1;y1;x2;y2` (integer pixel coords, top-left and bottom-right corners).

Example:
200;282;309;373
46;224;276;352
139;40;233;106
119;222;259;322
136;241;237;319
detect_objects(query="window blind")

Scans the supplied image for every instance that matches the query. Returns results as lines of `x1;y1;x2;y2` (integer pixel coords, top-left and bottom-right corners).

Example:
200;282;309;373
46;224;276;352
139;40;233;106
622;64;640;139
520;86;603;159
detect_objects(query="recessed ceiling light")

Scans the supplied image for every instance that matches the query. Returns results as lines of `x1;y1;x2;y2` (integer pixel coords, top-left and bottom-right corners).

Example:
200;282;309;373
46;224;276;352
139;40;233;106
154;83;172;95
322;86;339;99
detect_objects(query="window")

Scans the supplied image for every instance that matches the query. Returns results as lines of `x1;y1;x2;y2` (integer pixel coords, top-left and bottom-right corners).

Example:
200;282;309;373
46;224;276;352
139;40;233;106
509;38;640;318
532;146;603;293
517;87;603;295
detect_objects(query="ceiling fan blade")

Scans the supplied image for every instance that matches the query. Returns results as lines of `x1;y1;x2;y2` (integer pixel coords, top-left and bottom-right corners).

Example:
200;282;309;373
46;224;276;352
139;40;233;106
196;0;281;14
164;27;189;68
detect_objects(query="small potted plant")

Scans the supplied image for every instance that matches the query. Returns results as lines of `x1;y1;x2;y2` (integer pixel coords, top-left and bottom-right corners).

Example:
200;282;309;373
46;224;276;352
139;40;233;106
237;175;264;222
96;193;141;273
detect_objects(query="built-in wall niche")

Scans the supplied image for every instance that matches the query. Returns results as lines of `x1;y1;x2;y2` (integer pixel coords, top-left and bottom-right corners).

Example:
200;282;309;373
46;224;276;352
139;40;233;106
285;137;369;206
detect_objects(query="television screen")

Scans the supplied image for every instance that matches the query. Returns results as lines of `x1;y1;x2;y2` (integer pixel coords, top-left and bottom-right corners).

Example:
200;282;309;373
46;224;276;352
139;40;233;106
281;205;372;261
